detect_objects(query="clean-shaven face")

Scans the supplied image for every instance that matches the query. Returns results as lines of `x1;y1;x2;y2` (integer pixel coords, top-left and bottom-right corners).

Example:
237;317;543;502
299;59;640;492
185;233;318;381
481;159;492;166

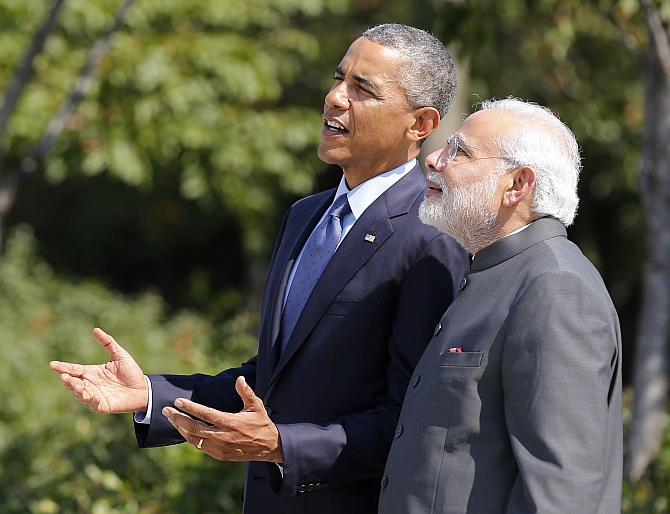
317;37;419;185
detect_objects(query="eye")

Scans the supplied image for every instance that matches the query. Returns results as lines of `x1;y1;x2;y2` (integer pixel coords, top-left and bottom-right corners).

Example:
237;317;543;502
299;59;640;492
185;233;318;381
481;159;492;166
453;140;471;157
355;84;373;94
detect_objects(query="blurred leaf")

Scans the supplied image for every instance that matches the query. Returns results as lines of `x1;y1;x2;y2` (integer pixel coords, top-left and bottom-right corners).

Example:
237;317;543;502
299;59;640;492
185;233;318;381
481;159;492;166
0;226;253;512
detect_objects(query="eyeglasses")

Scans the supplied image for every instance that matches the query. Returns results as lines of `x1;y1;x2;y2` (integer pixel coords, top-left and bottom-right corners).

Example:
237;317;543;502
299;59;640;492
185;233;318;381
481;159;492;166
445;134;507;162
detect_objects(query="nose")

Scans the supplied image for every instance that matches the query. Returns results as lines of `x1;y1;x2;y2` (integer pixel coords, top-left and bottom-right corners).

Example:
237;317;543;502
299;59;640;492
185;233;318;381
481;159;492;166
324;81;349;110
425;148;444;171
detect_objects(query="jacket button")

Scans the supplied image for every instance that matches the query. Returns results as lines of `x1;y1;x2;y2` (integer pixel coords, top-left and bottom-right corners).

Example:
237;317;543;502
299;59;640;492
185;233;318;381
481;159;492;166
412;375;420;387
434;322;442;336
381;476;389;489
459;277;468;290
265;406;273;416
298;485;306;494
394;424;403;438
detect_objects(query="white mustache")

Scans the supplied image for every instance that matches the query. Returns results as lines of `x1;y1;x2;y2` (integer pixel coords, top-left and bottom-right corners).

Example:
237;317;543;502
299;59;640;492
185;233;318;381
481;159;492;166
426;171;447;192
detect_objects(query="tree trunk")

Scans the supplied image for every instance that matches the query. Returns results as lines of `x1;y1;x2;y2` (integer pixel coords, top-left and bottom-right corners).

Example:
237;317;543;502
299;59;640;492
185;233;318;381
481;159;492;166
626;0;670;480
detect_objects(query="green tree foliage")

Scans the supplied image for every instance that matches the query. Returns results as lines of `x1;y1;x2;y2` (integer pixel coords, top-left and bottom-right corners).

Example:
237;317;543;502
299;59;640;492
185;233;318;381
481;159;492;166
0;225;254;512
2;0;357;318
0;0;348;258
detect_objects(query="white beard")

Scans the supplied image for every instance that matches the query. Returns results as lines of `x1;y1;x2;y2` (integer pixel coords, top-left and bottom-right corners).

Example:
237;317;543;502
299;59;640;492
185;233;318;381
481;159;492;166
419;170;501;253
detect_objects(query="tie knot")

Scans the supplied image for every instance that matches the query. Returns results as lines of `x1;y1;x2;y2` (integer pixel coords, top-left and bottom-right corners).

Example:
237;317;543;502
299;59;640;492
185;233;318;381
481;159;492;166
329;194;350;220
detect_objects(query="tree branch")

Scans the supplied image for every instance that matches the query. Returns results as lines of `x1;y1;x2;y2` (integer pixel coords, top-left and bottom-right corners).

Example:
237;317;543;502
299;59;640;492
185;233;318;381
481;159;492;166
0;0;138;218
0;0;66;169
32;0;138;162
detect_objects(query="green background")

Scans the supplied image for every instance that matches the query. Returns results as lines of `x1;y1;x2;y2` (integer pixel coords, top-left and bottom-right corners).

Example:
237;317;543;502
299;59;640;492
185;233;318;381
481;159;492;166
0;0;664;512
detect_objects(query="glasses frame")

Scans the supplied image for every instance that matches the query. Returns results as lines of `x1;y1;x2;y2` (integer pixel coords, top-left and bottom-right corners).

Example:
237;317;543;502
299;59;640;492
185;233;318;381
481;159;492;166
445;134;507;162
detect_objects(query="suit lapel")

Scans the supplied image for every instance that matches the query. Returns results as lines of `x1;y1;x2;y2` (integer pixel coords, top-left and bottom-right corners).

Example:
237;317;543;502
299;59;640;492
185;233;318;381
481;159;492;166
268;165;426;385
271;202;394;380
264;194;334;370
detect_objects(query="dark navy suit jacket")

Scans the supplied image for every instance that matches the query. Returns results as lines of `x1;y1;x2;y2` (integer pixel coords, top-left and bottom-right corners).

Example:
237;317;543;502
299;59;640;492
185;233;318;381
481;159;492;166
135;165;469;514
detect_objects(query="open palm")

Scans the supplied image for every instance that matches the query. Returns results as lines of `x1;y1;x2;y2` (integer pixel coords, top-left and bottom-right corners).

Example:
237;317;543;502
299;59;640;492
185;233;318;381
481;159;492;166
49;328;148;414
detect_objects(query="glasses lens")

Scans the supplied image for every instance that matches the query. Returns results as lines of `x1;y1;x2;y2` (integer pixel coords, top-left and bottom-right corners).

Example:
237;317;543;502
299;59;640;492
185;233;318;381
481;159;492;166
447;136;458;161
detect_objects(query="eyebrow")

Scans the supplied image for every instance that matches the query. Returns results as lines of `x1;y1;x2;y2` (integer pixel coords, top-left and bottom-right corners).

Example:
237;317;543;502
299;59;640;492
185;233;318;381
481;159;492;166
454;133;470;146
335;66;380;93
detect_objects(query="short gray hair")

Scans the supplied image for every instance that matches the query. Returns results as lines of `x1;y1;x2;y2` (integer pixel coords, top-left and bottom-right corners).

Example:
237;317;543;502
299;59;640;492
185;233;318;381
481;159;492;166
363;24;457;120
480;97;581;226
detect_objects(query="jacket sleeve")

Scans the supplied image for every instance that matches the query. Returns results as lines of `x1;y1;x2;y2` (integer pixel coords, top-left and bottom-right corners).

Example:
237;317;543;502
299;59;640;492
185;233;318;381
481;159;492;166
134;357;258;448
502;271;622;513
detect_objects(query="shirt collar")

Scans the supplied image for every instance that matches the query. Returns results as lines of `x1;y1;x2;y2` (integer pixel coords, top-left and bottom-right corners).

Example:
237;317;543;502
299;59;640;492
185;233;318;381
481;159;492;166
334;159;416;220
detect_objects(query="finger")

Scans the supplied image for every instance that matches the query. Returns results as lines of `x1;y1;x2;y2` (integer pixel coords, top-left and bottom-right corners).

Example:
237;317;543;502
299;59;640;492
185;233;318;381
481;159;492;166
59;372;78;391
49;360;67;373
69;380;98;412
49;360;86;378
92;327;128;361
71;379;94;401
234;376;264;412
88;395;102;413
162;407;210;443
163;406;203;428
172;398;222;427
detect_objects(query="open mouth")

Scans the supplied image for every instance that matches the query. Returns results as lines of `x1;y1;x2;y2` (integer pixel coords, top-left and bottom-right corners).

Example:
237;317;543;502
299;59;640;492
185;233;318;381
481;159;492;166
324;119;348;134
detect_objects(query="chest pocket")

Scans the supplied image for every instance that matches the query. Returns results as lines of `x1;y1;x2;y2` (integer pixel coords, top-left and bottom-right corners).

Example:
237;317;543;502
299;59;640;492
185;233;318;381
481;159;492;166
439;351;483;367
435;351;486;404
325;298;379;318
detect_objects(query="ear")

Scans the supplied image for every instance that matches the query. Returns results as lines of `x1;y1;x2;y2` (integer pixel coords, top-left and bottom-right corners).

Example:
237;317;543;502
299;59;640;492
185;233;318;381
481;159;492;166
502;166;535;208
407;107;440;142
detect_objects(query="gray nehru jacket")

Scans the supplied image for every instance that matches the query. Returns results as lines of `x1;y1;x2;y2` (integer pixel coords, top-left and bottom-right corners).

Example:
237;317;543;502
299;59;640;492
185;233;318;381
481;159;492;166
379;216;622;514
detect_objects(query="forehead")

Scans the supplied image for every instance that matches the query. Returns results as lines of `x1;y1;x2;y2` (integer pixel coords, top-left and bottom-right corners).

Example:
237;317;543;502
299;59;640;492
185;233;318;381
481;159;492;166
338;37;405;81
458;109;516;145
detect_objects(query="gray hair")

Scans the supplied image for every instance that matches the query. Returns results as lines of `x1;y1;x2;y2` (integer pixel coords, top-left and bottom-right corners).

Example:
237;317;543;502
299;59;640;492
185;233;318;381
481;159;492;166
480;97;581;226
363;24;457;120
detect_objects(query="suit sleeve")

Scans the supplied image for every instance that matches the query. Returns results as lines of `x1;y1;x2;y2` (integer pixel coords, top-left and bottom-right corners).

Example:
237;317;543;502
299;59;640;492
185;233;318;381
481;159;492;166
134;357;257;447
272;234;468;496
502;271;621;513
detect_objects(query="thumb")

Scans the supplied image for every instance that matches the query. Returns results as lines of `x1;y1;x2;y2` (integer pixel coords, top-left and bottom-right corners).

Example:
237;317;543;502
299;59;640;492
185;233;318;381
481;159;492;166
92;327;130;362
235;376;263;412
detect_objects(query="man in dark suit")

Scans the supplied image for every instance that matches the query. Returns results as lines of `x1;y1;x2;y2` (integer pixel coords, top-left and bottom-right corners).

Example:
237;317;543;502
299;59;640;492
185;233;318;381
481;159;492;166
50;24;469;513
378;97;622;513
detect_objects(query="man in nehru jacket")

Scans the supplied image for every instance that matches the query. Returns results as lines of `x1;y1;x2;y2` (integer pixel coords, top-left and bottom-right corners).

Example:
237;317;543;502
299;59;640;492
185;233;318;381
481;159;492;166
51;24;469;514
379;97;622;514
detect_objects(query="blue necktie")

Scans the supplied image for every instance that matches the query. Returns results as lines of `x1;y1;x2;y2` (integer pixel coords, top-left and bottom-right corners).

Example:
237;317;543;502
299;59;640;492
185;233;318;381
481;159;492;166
280;194;351;351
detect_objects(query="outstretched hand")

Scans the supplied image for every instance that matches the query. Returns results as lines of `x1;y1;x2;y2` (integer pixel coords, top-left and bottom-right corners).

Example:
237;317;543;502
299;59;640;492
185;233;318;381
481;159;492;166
162;376;283;463
49;328;148;414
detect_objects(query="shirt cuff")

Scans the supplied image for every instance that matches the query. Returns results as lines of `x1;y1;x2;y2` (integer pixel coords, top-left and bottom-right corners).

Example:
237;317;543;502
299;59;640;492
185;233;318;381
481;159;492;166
133;375;153;424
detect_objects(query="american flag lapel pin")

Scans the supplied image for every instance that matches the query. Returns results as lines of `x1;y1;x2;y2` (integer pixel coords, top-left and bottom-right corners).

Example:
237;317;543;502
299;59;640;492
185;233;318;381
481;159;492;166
364;231;376;243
